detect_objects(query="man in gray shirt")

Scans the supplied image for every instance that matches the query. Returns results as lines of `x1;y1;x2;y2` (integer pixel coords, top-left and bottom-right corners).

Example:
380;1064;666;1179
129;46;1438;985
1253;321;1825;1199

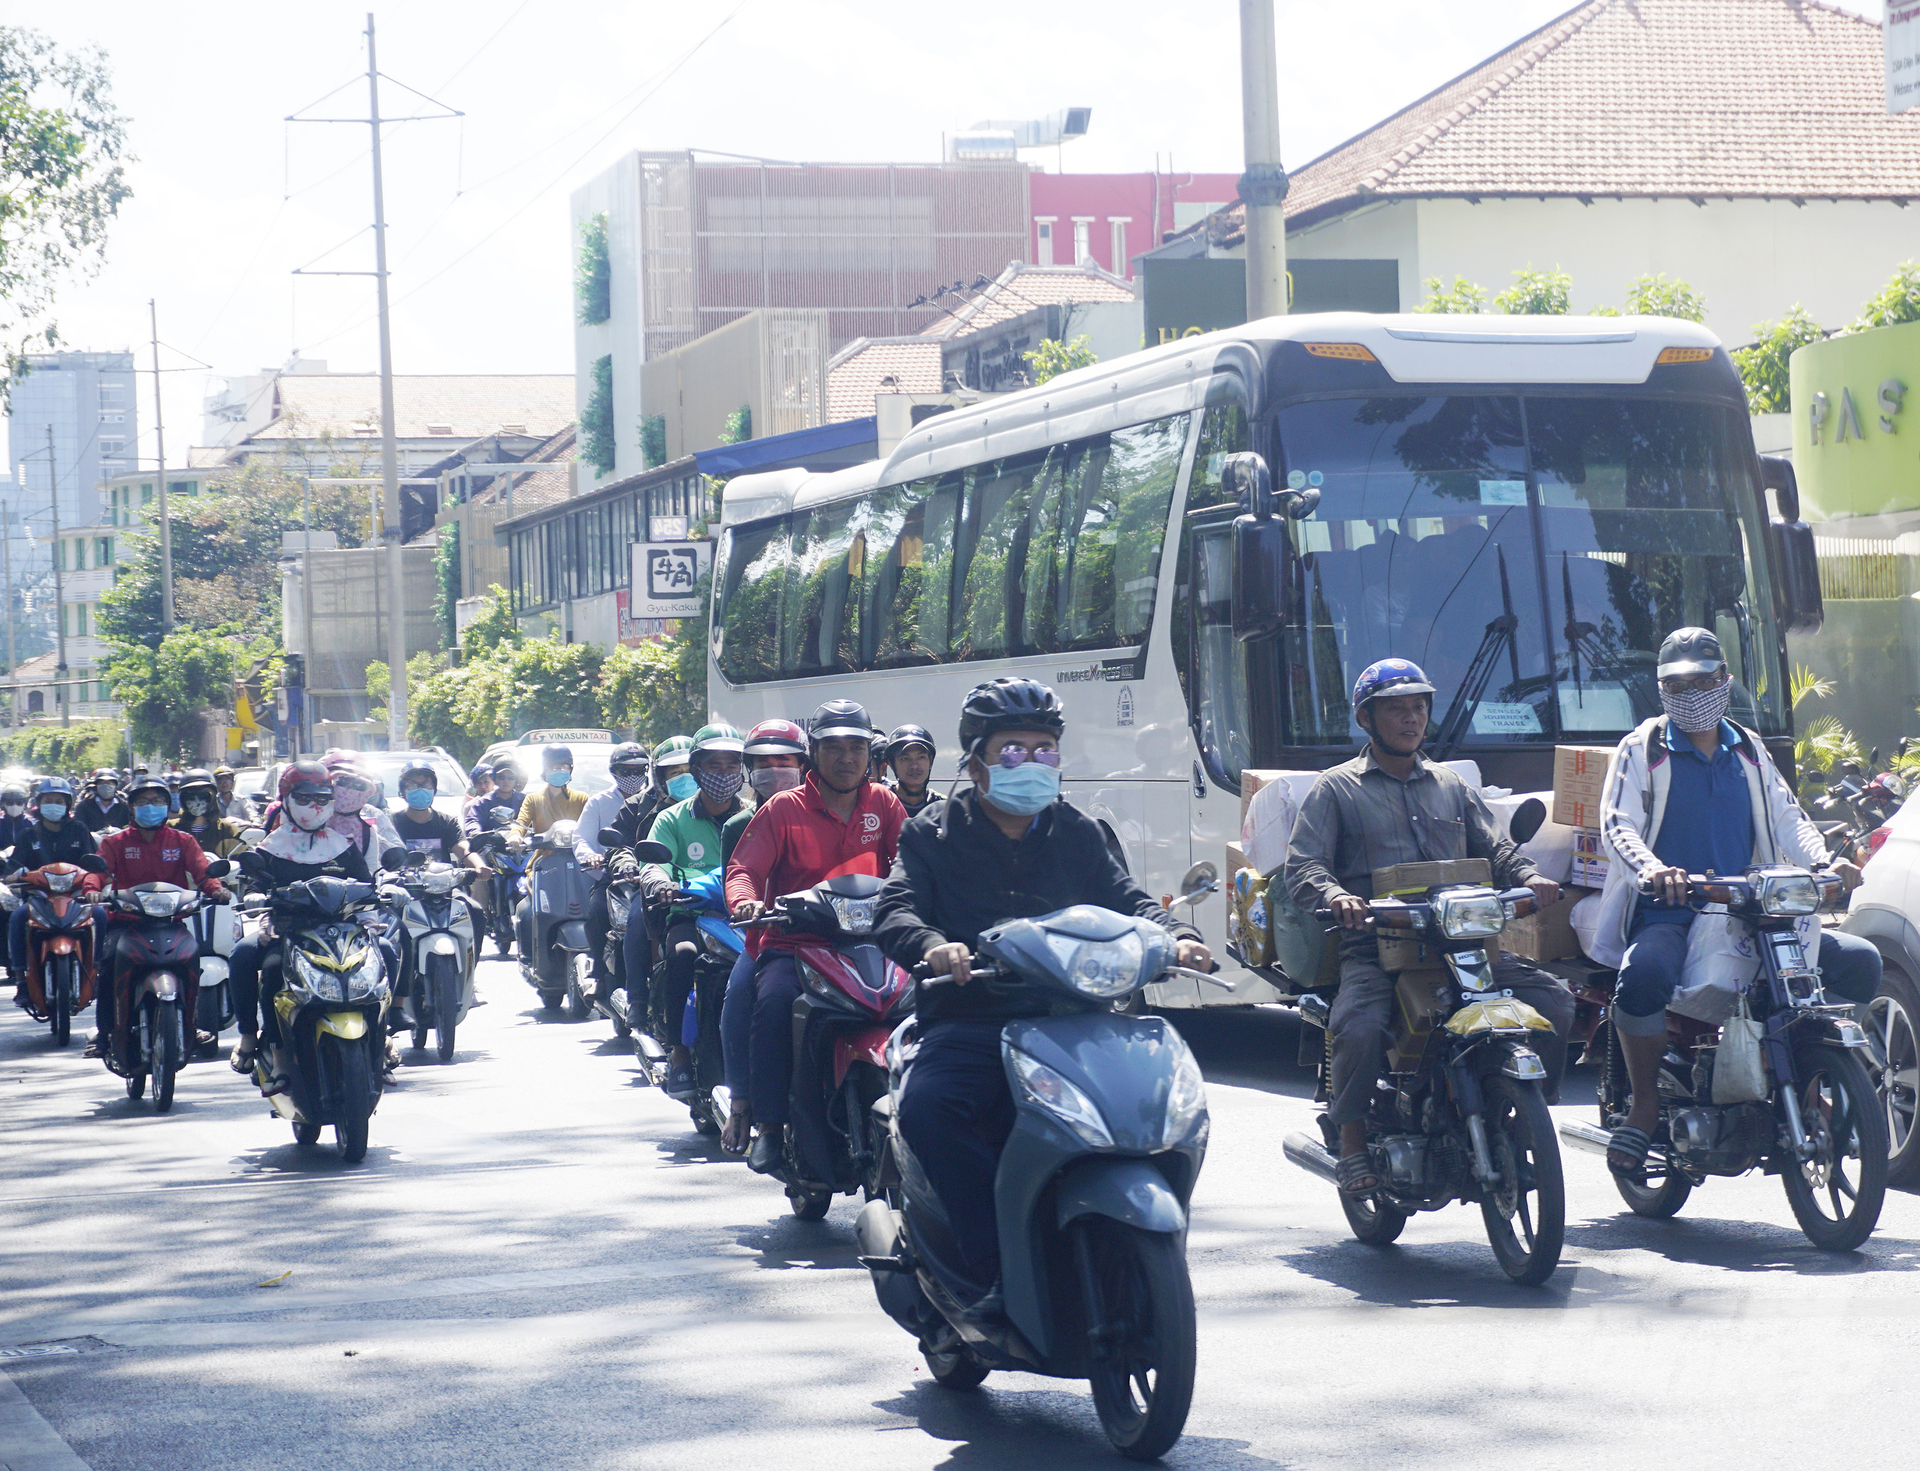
1284;658;1574;1195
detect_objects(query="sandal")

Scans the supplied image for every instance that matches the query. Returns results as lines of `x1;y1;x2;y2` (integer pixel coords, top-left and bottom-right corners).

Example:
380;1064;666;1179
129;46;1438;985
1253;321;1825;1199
1606;1124;1653;1178
230;1037;257;1074
720;1102;752;1155
1335;1151;1380;1197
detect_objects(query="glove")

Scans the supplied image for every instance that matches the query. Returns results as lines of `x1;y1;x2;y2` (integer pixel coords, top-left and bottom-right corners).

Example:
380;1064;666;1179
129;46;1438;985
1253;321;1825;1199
641;878;673;908
607;852;641;882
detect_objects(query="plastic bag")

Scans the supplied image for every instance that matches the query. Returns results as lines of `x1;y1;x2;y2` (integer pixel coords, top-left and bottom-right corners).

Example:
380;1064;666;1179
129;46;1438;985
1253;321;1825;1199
1667;910;1763;1025
1712;994;1769;1104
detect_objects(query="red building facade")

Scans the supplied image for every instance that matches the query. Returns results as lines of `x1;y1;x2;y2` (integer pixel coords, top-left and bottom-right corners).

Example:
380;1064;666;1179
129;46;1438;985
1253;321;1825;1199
1027;170;1240;279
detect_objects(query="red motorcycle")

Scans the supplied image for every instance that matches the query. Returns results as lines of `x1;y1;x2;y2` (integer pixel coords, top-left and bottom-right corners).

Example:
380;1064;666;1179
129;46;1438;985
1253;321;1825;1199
9;858;108;1047
747;872;914;1221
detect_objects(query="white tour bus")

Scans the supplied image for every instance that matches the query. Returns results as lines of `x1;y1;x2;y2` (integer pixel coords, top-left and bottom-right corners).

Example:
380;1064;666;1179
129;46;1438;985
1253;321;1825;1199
708;313;1818;1006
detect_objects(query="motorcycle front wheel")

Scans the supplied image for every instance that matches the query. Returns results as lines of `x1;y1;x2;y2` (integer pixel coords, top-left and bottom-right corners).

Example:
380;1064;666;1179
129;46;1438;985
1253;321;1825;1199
1074;1217;1196;1462
1478;1075;1564;1285
49;957;72;1047
1781;1041;1887;1252
1600;1020;1693;1218
152;999;181;1113
431;954;460;1063
332;1038;374;1165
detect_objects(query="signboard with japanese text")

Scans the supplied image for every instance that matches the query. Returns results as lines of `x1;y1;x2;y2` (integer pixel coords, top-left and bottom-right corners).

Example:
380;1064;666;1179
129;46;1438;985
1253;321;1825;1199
630;539;712;618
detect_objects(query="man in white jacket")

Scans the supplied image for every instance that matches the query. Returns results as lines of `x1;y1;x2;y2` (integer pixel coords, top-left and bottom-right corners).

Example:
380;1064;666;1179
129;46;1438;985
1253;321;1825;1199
1594;627;1873;1176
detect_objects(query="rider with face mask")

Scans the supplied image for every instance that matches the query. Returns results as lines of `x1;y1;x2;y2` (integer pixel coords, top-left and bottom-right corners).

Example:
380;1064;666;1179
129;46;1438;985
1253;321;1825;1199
171;769;248;858
0;783;31;862
574;743;651;1003
636;725;748;1097
323;754;403;863
73;770;132;833
883;725;942;818
1590;627;1877;1177
506;744;589;847
726;700;909;1175
8;779;101;1004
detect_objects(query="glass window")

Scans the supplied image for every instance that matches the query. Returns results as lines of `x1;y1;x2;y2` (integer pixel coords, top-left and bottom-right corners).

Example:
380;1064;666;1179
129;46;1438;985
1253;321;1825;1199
714;520;792;684
1186;521;1250;785
97;537;112;566
864;476;951;669
781;498;867;677
953;450;1053;661
1188;399;1250;514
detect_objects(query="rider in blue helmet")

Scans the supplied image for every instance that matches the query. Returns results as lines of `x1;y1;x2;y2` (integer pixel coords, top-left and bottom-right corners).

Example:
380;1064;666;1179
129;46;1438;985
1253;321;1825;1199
1282;657;1574;1197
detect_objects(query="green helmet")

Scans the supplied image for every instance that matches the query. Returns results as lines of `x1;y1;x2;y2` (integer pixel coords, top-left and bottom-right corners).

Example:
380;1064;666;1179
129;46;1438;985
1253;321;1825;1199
651;735;695;770
690;722;746;760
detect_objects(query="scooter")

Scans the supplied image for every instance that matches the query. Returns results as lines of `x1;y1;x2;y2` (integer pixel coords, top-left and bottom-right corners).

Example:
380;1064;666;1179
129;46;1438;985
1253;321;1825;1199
8;857;107;1047
384;854;479;1064
669;865;743;1137
856;900;1226;1462
741;871;916;1220
586;830;675;1057
237;861;396;1164
99;866;232;1113
470;829;531;959
190;885;241;1055
515;822;594;1016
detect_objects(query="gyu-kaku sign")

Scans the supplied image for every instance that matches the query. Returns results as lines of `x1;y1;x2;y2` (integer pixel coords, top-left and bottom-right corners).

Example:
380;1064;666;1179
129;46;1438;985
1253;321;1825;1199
630;540;712;618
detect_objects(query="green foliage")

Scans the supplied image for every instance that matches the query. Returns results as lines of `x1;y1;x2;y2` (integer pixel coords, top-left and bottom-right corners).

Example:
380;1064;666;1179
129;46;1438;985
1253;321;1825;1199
581;354;615;475
105;625;262;762
720;404;752;446
641;414;667;469
0;27;133;406
458;584;521;658
574;213;610;326
1730;305;1825;414
1848;260;1920;333
1023;334;1098;385
600;636;705;746
433;523;460;650
1492;267;1571;316
0;718;125;774
1622;273;1707;323
1419;276;1486;314
1791;663;1835;709
401;633;605;763
1789;665;1865;779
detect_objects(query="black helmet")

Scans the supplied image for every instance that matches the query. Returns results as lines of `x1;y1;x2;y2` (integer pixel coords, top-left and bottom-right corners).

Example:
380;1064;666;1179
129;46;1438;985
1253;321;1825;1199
178;767;217;793
127;773;171;806
541;744;573;768
957;678;1065;756
810;698;874;742
608;741;648;772
886;724;936;761
399;760;438;791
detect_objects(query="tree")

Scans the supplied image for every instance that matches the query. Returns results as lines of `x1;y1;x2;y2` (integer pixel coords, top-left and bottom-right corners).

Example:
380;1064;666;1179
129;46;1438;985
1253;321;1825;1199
1730;306;1825;414
581;354;615;474
1623;273;1707;323
720;404;752;445
433;523;460;650
1023;333;1098;384
0;717;124;773
1419;276;1486;314
641;414;667;469
601;637;705;746
0;27;132;404
1492;267;1571;316
574;213;610;326
105;626;258;761
1849;260;1920;333
457;584;521;657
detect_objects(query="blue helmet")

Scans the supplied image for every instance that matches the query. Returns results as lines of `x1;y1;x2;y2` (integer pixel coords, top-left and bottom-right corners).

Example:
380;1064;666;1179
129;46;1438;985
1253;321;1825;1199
1351;658;1437;725
35;777;75;803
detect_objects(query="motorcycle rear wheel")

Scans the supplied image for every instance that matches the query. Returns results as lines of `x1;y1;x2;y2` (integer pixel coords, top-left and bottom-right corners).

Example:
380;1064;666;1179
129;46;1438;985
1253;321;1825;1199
1479;1075;1564;1286
1075;1217;1196;1462
1339;1187;1408;1245
125;1070;145;1100
788;1188;830;1221
922;1335;990;1391
432;956;460;1063
1780;1041;1887;1252
152;1001;180;1113
565;954;593;1021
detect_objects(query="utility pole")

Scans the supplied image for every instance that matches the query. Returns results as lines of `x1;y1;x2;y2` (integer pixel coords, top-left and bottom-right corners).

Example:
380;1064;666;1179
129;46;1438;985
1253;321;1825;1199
47;425;68;728
367;13;408;751
149;299;175;631
302;477;315;759
1239;0;1289;321
1;497;13;729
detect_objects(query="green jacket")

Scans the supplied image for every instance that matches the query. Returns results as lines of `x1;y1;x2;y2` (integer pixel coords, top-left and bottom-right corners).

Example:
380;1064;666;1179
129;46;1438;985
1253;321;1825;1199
644;794;747;890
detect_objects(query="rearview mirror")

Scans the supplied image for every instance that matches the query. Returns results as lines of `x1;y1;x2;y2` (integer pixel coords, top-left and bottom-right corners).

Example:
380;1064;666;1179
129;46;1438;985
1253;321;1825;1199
1176;861;1219;906
380;846;409;869
204;858;232;879
1760;456;1823;634
1508;797;1547;847
632;839;672;865
78;855;109;874
1227;451;1317;643
599;827;626;850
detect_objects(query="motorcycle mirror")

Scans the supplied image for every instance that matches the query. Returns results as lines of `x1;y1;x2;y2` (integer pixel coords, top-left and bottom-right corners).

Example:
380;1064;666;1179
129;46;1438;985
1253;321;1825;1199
1509;797;1547;846
1176;861;1218;905
204;858;232;879
78;854;110;874
631;839;672;865
404;850;427;867
380;846;409;869
239;827;266;846
598;827;626;849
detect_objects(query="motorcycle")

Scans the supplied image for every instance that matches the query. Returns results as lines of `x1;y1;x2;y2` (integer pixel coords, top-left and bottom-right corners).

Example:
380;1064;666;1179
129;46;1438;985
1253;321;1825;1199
236;860;396;1164
98;866;232;1112
856;901;1225;1461
190;883;242;1056
739;871;917;1220
1284;864;1567;1285
8;857;108;1047
664;865;743;1136
469;808;531;957
384;854;479;1064
584;831;671;1045
506;822;594;1016
1559;867;1888;1252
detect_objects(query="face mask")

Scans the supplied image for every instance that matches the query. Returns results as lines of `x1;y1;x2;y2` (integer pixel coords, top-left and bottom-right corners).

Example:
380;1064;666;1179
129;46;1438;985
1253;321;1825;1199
404;787;435;810
95;784;115;798
750;767;804;798
545;769;571;787
289;798;335;833
614;768;649;797
39;803;68;824
332;786;368;814
4;802;24;816
695;766;744;803
133;803;169;829
666;772;699;801
184;796;211;817
983;761;1060;817
1662;678;1735;733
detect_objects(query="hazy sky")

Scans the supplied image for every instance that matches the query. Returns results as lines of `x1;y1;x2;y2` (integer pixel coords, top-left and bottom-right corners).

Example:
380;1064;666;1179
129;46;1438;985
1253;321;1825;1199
32;0;1878;458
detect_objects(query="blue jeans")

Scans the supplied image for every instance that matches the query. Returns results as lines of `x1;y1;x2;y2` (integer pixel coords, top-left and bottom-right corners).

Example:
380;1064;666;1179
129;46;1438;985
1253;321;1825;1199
749;954;802;1124
1614;921;1882;1037
8;902;28;973
721;949;755;1096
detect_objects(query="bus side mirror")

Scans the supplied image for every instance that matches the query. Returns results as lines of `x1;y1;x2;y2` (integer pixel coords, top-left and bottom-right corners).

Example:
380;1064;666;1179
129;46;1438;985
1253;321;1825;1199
1760;456;1823;634
1225;452;1316;643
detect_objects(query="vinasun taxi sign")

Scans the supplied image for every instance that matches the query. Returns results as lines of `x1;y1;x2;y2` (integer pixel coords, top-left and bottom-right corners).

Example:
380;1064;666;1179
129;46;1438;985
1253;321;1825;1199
1788;317;1916;524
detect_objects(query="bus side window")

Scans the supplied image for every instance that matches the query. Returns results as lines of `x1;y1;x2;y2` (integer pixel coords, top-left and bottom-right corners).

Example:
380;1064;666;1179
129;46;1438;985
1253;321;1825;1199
782;498;868;678
1173;397;1251;707
866;473;959;670
715;519;792;684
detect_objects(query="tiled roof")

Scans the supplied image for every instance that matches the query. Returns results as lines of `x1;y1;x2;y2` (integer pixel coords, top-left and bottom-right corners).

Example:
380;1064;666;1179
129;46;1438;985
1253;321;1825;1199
824;341;942;422
8;651;58;680
475;425;576;513
251;374;575;442
1207;0;1920;241
920;263;1136;340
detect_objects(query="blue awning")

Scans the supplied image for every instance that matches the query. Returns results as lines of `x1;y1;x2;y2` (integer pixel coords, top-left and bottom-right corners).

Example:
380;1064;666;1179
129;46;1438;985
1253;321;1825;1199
692;416;877;478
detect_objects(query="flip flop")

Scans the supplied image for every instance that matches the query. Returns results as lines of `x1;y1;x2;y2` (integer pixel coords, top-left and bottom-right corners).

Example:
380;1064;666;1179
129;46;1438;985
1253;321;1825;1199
1335;1151;1380;1196
1606;1124;1654;1178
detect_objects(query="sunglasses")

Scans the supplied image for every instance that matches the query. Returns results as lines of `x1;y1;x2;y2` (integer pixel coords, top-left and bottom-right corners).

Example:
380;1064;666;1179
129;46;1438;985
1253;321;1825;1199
331;775;373;792
993;742;1061;768
1659;671;1729;694
289;791;332;807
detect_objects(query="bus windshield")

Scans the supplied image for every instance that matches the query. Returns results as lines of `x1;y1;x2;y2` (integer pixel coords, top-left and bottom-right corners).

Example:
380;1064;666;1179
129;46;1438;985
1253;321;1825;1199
1274;393;1786;745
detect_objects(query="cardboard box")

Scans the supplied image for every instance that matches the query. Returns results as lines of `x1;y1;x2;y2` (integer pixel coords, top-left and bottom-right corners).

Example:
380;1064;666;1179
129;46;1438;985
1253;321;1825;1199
1552;745;1615;828
1571;854;1610;888
1371;858;1494;970
1238;770;1293;830
1502;885;1593;962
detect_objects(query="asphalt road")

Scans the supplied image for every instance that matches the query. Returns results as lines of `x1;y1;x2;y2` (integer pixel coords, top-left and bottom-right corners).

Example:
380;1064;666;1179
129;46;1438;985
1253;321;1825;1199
4;956;1918;1471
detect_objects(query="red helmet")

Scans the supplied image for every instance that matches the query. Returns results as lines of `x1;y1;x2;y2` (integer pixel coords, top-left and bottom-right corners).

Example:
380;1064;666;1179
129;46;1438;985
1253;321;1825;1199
743;719;808;758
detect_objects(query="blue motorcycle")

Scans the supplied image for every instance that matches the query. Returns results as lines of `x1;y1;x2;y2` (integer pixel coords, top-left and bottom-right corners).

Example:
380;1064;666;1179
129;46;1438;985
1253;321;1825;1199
667;867;742;1136
471;831;531;959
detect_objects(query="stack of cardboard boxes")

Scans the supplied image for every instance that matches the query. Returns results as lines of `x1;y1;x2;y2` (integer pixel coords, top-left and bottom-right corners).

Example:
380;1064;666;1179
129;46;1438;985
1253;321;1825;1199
1553;746;1613;891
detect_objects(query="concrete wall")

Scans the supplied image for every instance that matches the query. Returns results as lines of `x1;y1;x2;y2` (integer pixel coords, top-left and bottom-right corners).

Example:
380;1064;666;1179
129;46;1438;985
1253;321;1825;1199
638;310;827;463
1789;599;1920;764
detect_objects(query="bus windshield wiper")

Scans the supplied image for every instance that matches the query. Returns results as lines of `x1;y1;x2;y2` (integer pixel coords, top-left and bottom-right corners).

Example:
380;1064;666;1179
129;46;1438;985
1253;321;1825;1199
1430;613;1518;762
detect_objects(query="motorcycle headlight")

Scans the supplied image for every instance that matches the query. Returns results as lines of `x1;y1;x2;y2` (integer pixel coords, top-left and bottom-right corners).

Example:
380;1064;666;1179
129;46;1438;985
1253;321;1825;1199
1161;1033;1209;1149
291;948;344;1002
137;889;194;918
1006;1043;1114;1148
1435;890;1506;940
1756;869;1819;916
1042;929;1145;999
423;869;456;894
343;947;385;999
826;893;876;934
